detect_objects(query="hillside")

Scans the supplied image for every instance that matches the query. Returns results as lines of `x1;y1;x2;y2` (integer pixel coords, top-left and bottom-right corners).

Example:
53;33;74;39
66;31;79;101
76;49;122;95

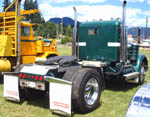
49;17;150;37
49;17;78;27
128;27;150;37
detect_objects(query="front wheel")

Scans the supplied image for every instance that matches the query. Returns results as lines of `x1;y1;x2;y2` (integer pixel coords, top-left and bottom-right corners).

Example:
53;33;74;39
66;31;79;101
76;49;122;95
63;68;102;113
135;63;146;85
138;63;146;84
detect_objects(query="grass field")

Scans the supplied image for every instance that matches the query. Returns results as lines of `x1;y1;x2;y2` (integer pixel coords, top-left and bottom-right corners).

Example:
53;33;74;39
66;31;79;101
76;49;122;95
0;47;150;117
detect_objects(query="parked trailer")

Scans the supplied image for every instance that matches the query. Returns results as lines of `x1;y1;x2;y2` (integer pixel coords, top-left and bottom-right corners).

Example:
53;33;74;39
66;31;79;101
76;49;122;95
3;1;148;116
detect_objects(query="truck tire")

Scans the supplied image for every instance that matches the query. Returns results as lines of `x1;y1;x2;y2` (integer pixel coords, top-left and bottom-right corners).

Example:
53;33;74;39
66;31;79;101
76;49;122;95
63;68;102;113
138;63;146;85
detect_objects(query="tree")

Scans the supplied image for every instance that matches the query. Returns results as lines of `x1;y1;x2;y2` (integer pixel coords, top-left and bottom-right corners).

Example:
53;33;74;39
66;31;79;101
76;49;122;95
24;0;44;24
66;25;72;37
3;0;9;11
3;0;15;11
45;22;56;38
61;36;72;44
36;22;56;38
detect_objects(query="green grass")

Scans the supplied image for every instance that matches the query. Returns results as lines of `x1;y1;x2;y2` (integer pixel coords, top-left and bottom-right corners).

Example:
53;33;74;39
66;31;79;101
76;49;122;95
0;47;150;117
56;40;72;56
57;47;72;56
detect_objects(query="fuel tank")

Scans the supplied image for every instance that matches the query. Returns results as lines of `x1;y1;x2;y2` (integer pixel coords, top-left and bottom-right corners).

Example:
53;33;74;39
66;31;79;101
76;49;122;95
0;59;11;74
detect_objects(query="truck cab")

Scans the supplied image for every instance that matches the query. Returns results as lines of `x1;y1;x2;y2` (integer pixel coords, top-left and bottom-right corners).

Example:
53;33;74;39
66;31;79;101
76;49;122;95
78;20;148;81
79;21;120;63
20;22;58;64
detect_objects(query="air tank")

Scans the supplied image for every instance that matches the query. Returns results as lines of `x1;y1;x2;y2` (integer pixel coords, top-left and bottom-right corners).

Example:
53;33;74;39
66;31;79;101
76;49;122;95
0;59;11;74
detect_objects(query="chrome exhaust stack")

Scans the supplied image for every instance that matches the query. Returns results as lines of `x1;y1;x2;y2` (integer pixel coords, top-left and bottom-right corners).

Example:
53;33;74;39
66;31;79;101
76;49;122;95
73;6;77;57
120;0;128;63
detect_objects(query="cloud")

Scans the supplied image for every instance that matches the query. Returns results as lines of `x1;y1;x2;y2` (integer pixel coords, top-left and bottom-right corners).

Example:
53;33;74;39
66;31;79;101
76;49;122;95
127;17;146;27
43;0;106;4
120;0;144;2
147;0;150;4
77;5;122;21
39;4;122;21
143;10;150;16
39;4;74;21
127;8;142;18
39;3;146;27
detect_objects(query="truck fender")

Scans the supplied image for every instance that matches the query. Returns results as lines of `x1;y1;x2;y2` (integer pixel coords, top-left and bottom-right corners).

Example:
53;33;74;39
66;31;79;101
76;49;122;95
14;64;32;72
135;54;148;72
97;67;105;89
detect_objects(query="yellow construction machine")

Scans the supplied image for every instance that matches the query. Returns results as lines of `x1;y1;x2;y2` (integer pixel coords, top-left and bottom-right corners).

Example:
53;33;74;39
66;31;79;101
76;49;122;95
0;0;58;74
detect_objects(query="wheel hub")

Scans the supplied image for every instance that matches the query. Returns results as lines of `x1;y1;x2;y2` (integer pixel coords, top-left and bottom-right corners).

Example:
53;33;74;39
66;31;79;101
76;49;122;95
140;66;145;81
84;78;99;105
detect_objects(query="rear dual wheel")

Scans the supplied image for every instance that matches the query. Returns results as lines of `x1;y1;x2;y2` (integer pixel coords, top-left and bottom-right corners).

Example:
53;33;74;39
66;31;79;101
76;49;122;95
63;68;102;113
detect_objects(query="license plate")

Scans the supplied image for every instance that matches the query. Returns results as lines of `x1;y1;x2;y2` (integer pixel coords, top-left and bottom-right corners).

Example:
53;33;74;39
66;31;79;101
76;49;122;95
26;81;36;88
20;80;45;91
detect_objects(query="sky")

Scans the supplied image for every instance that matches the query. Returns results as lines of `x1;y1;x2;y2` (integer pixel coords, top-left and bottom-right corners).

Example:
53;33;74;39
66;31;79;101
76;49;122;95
0;0;150;27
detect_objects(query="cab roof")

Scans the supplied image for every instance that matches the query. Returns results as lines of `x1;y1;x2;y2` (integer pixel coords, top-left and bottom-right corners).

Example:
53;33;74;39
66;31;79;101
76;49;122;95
21;21;33;26
79;21;120;27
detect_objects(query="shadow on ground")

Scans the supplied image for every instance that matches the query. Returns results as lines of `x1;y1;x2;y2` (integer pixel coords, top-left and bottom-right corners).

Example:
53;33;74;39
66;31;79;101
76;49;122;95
105;80;139;92
0;76;3;84
23;81;138;115
21;92;101;117
26;93;49;109
23;94;77;117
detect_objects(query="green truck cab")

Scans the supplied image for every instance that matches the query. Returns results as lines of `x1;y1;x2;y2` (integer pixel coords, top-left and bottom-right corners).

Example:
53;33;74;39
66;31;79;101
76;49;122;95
79;21;120;62
78;21;148;82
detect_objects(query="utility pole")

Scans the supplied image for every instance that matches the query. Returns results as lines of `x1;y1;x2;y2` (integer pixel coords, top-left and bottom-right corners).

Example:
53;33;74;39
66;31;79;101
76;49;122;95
137;27;141;43
145;17;148;39
61;18;63;37
56;24;59;39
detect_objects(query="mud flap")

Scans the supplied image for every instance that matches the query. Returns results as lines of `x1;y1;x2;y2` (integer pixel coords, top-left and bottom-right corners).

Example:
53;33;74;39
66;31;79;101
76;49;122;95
3;72;20;102
45;76;72;116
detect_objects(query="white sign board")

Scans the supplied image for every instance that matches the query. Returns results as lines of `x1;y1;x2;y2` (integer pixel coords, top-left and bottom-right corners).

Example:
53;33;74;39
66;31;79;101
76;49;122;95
3;74;20;102
76;42;86;46
49;80;72;116
108;42;120;47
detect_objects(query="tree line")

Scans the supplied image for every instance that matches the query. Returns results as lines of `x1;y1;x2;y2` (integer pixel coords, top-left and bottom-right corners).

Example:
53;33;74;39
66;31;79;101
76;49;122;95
3;0;73;44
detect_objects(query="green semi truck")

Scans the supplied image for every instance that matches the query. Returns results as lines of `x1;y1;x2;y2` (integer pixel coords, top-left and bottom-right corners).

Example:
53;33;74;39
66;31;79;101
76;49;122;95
3;0;148;116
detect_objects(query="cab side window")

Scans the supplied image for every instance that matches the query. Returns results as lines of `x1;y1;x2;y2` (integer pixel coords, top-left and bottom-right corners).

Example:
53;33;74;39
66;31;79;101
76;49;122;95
21;26;30;36
88;28;98;35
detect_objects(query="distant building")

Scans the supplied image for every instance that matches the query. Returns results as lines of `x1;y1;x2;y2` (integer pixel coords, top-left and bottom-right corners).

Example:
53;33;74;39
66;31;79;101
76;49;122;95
128;34;132;38
128;34;134;42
